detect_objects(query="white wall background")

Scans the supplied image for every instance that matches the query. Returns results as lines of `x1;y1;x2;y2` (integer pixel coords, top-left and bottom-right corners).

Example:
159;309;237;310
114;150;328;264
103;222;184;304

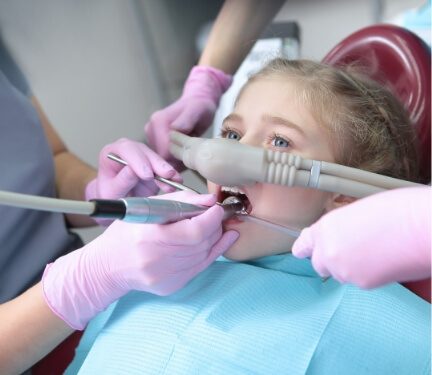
0;0;424;242
276;0;425;59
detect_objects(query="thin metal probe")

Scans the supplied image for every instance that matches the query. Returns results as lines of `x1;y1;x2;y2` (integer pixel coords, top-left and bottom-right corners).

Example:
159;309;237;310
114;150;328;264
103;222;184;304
237;214;300;238
107;153;199;194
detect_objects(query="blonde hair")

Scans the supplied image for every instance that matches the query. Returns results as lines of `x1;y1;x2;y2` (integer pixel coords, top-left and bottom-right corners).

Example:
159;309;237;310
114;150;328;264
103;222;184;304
242;58;420;182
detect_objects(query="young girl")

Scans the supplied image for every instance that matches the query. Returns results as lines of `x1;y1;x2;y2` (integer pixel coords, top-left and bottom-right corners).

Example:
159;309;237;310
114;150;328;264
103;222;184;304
66;59;430;374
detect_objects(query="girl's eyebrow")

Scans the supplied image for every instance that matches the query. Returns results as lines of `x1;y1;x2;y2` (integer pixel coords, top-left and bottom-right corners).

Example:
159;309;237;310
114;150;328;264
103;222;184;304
222;113;242;124
223;113;305;137
262;115;305;136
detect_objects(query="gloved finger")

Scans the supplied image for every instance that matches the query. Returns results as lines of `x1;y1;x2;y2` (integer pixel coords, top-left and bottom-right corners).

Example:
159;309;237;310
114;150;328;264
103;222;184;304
132;143;182;181
147;100;182;127
144;104;180;141
329;270;348;285
311;253;331;278
166;251;209;273
104;140;170;182
98;140;149;179
131;180;160;197
171;105;204;133
171;225;223;261
185;230;239;278
144;120;161;150
166;240;217;273
145;102;183;157
191;108;217;137
292;227;315;259
154;179;177;193
99;165;139;198
160;204;223;247
98;147;124;179
166;248;218;276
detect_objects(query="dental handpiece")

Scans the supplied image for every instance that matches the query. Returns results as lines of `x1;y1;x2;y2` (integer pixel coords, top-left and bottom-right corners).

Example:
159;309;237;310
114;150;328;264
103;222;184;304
0;190;245;224
94;196;246;224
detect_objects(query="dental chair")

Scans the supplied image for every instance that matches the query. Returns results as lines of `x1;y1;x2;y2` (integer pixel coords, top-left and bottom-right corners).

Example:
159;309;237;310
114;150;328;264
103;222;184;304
32;24;431;375
322;24;431;303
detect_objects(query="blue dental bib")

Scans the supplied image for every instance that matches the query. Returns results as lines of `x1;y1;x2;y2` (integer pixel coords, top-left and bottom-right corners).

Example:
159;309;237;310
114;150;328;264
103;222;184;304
68;255;431;375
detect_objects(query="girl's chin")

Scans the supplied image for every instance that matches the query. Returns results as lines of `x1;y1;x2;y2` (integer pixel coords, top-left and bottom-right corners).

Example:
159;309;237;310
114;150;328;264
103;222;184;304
221;219;297;261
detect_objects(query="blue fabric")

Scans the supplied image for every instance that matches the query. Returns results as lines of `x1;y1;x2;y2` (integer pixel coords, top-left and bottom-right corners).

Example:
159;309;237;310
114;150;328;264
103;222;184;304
68;255;431;375
403;0;431;28
65;302;118;375
393;0;431;46
0;40;82;301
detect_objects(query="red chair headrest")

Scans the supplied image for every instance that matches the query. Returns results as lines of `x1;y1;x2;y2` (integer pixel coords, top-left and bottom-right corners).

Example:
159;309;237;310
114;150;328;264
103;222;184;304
323;24;431;183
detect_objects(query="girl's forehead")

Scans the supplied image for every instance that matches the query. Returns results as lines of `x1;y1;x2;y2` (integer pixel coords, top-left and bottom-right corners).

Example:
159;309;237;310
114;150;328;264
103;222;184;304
237;76;310;103
235;78;315;119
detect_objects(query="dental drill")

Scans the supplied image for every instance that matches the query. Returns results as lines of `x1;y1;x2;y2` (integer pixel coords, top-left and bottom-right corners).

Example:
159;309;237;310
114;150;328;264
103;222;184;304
0;190;244;224
169;131;424;198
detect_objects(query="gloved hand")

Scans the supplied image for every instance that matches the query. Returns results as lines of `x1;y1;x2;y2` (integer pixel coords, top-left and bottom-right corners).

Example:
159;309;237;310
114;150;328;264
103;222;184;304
144;66;232;165
292;187;431;289
86;138;182;224
43;191;239;330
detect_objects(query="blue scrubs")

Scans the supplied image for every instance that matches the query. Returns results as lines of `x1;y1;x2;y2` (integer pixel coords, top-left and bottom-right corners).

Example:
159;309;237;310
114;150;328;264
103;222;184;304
0;36;82;302
68;255;431;375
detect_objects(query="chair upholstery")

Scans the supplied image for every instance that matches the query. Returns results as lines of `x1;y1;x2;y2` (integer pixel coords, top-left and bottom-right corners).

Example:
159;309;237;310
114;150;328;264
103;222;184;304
323;24;431;302
32;331;83;375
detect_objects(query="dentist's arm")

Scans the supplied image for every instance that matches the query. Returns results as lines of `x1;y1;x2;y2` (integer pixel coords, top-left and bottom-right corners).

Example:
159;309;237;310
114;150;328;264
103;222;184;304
0;191;239;374
32;96;97;227
293;187;431;288
144;0;285;163
0;283;73;375
199;0;286;73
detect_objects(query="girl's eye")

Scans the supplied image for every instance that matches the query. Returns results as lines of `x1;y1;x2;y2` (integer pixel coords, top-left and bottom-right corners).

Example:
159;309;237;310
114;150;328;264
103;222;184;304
271;136;290;148
222;129;241;141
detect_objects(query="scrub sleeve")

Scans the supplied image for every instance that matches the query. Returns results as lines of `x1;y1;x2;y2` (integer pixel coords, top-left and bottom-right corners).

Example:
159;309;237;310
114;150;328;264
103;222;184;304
0;36;83;302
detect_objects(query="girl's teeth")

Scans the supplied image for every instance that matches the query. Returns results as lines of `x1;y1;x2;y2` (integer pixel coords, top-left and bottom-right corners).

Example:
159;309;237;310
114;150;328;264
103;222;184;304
221;186;246;195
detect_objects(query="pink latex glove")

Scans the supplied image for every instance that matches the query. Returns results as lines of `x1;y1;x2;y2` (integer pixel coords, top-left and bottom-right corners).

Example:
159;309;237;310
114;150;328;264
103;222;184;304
43;191;239;330
85;138;182;225
293;187;431;289
144;66;232;164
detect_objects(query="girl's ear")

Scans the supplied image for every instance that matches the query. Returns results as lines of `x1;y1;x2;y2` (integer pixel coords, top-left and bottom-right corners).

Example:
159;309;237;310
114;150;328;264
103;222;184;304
324;193;357;213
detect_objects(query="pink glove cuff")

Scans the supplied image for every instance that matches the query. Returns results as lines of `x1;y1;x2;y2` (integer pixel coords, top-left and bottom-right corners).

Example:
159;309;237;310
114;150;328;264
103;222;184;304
42;263;77;329
42;262;86;330
42;247;122;330
185;66;233;102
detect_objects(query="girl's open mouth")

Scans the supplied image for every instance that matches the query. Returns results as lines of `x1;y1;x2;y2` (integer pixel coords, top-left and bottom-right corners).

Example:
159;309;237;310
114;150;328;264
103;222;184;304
217;185;252;215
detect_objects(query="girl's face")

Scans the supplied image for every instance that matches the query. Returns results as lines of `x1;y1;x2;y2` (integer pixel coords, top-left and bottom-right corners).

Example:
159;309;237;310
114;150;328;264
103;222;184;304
208;77;339;260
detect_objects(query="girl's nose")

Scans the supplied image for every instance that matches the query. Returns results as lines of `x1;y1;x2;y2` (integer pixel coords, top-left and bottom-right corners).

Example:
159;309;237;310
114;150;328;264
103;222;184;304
239;132;261;148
